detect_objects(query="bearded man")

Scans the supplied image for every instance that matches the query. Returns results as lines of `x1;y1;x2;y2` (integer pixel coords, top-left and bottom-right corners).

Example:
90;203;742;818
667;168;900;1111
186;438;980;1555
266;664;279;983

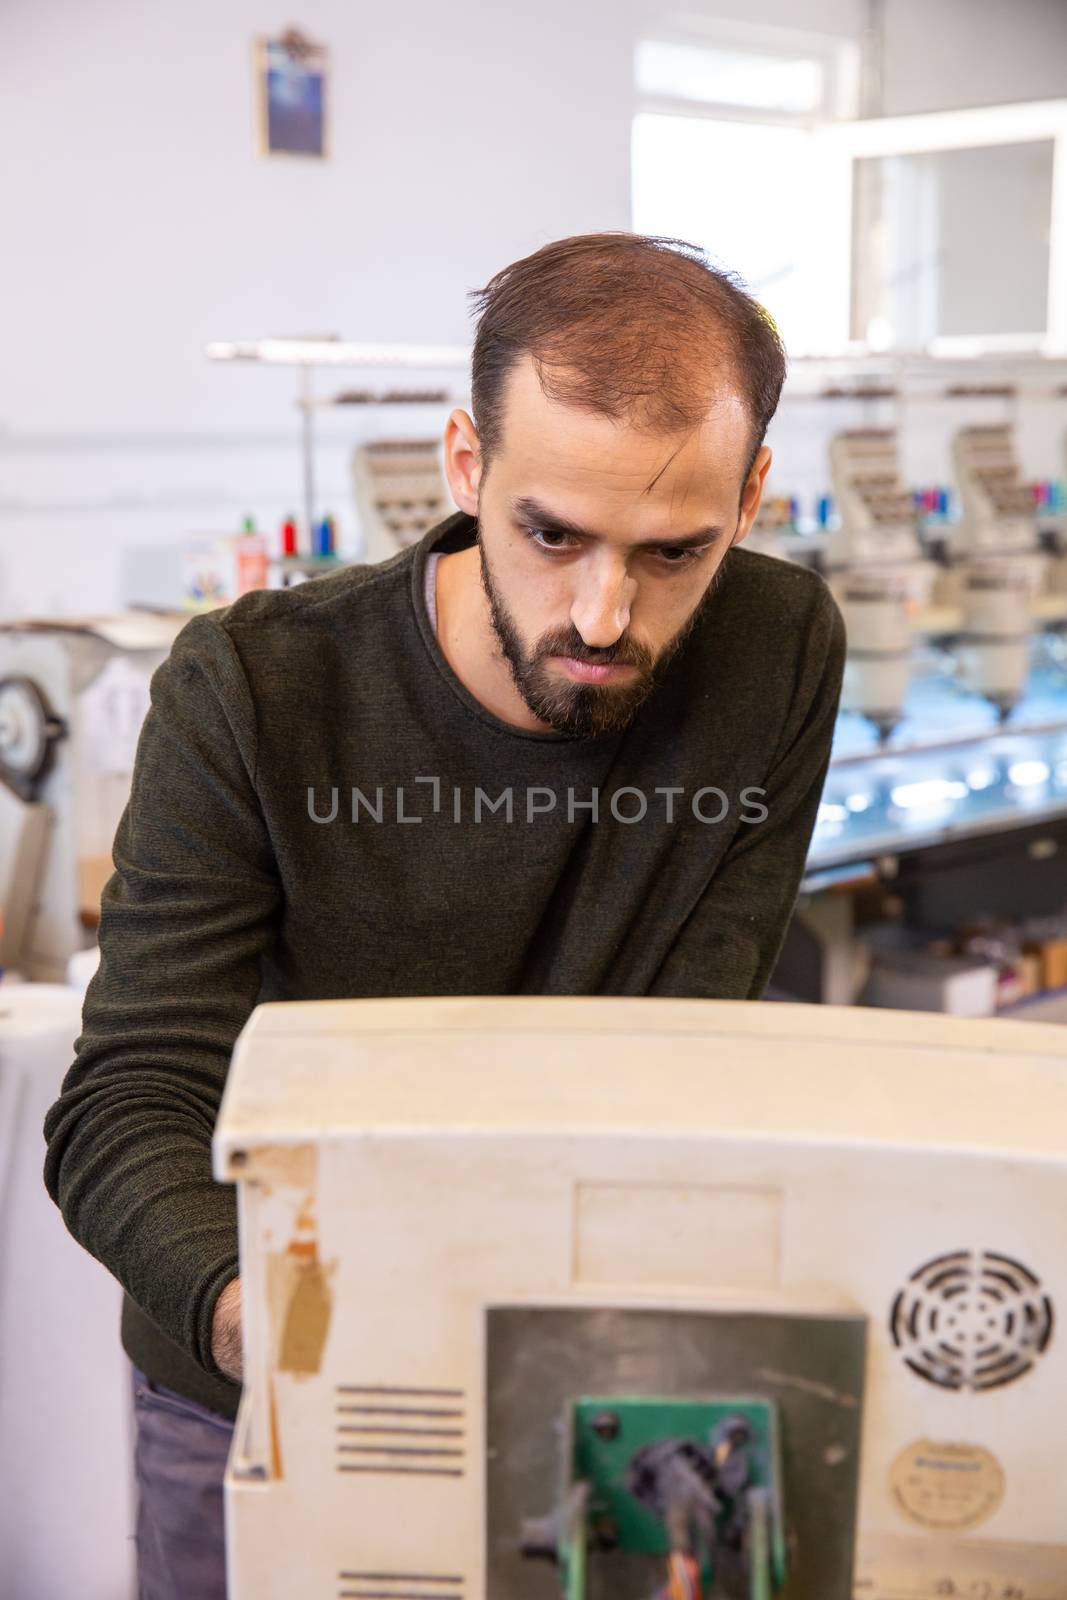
44;232;844;1599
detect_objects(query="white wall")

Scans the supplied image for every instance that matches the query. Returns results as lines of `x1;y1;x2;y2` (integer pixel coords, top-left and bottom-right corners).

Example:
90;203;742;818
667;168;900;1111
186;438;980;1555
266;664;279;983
882;0;1067;115
1;0;632;614
3;0;1066;616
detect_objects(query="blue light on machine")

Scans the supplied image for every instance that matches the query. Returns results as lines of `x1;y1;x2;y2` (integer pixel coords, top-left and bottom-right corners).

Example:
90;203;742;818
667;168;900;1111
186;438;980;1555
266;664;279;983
1008;760;1051;789
817;802;849;826
966;766;998;792
845;793;870;813
890;778;968;810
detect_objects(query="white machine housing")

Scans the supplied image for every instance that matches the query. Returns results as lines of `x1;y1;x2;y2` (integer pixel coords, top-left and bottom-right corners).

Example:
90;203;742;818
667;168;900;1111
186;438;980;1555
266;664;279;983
351;438;452;564
0;616;180;979
955;562;1034;718
951;424;1047;594
215;997;1067;1600
827;429;937;607
838;569;914;738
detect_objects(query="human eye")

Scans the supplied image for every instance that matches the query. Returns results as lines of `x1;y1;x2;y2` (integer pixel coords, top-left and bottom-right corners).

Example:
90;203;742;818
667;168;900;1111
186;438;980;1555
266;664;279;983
650;543;706;569
526;526;578;553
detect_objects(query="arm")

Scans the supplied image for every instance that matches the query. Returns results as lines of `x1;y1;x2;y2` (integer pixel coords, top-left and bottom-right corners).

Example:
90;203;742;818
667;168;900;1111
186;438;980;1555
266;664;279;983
43;613;280;1381
650;585;845;999
212;1276;244;1381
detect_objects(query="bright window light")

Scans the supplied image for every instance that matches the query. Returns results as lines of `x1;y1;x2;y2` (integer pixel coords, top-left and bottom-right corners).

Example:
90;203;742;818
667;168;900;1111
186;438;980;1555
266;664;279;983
636;40;824;115
632;113;851;355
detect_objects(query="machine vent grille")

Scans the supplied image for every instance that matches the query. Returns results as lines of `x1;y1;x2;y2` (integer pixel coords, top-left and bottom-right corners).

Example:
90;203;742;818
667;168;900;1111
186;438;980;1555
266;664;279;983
335;1385;467;1478
338;1574;464;1600
890;1249;1054;1391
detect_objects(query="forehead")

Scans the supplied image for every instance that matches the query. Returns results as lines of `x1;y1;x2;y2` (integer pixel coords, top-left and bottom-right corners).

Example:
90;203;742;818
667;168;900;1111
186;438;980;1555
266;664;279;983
490;356;751;531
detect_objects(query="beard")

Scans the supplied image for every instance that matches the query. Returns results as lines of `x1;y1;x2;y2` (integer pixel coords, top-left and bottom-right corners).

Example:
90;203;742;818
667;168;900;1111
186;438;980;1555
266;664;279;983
478;540;721;738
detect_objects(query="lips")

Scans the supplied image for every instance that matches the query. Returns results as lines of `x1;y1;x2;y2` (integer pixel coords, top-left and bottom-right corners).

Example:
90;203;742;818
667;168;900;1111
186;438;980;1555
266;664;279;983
555;656;638;684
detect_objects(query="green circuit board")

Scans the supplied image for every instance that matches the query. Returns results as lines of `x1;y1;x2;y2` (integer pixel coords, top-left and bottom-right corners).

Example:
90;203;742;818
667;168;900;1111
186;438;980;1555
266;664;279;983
560;1396;787;1599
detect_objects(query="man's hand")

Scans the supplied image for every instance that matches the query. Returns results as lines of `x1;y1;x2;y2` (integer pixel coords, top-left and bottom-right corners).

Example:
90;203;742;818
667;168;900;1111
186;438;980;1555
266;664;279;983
211;1276;243;1382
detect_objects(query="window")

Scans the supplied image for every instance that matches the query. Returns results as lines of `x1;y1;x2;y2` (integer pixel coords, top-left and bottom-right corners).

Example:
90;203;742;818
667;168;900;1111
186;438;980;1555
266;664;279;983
635;39;825;116
833;100;1067;354
631;30;857;356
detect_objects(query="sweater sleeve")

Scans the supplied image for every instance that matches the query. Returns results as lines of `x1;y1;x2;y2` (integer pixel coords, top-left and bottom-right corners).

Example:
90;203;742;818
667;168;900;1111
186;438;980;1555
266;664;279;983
650;582;846;1000
43;612;281;1378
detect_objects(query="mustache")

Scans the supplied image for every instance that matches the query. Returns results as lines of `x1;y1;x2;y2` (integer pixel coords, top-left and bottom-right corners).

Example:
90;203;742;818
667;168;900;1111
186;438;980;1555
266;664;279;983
533;625;656;673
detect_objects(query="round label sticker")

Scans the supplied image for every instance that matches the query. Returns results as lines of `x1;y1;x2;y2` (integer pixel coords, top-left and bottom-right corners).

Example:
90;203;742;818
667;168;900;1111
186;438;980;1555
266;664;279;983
889;1439;1005;1531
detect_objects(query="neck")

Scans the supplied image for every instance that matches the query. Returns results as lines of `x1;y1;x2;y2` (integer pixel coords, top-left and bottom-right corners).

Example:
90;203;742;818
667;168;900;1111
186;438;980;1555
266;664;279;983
434;545;552;732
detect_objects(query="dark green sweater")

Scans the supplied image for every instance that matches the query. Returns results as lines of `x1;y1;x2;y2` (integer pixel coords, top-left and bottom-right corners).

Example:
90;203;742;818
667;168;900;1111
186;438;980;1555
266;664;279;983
43;513;844;1417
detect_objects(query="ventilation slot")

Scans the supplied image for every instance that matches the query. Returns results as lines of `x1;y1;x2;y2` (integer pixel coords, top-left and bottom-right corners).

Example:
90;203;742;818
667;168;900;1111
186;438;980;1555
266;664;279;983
338;1573;464;1600
889;1249;1054;1391
335;1385;467;1479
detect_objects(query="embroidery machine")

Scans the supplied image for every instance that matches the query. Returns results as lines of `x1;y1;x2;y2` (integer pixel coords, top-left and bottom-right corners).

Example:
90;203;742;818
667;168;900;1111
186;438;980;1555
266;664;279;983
214;996;1067;1599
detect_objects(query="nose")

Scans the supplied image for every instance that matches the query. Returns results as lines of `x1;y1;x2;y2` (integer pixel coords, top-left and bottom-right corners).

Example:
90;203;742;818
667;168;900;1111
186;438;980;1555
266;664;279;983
570;552;636;648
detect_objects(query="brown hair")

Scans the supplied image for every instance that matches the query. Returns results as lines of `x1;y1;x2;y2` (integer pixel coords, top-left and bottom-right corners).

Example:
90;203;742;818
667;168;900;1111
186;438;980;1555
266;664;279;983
470;232;786;479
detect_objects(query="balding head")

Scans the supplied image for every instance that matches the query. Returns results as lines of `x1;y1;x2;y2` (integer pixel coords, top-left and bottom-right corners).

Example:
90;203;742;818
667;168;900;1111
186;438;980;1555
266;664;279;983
470;231;787;488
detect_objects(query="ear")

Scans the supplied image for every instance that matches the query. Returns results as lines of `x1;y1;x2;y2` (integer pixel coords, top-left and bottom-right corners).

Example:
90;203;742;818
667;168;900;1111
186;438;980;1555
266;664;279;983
443;409;482;516
732;446;773;547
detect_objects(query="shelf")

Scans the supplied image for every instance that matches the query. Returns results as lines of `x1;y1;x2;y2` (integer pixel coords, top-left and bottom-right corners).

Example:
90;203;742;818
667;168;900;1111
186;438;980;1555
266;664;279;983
296;390;462;409
206;338;470;369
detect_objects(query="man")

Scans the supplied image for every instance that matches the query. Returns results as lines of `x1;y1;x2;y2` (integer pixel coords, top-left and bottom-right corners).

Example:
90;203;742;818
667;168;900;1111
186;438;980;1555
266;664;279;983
44;232;844;1597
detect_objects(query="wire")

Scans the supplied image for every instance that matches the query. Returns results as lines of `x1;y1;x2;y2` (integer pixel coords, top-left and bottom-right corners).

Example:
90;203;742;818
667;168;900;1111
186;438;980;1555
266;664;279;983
666;1552;702;1600
747;1487;773;1600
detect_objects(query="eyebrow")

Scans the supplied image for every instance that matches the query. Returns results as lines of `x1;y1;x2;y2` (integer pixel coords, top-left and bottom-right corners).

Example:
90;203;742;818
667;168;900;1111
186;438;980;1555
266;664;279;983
512;496;724;550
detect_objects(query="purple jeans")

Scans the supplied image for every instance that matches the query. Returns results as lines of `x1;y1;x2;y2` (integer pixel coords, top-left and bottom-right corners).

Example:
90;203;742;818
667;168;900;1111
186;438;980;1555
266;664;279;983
131;1366;234;1600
